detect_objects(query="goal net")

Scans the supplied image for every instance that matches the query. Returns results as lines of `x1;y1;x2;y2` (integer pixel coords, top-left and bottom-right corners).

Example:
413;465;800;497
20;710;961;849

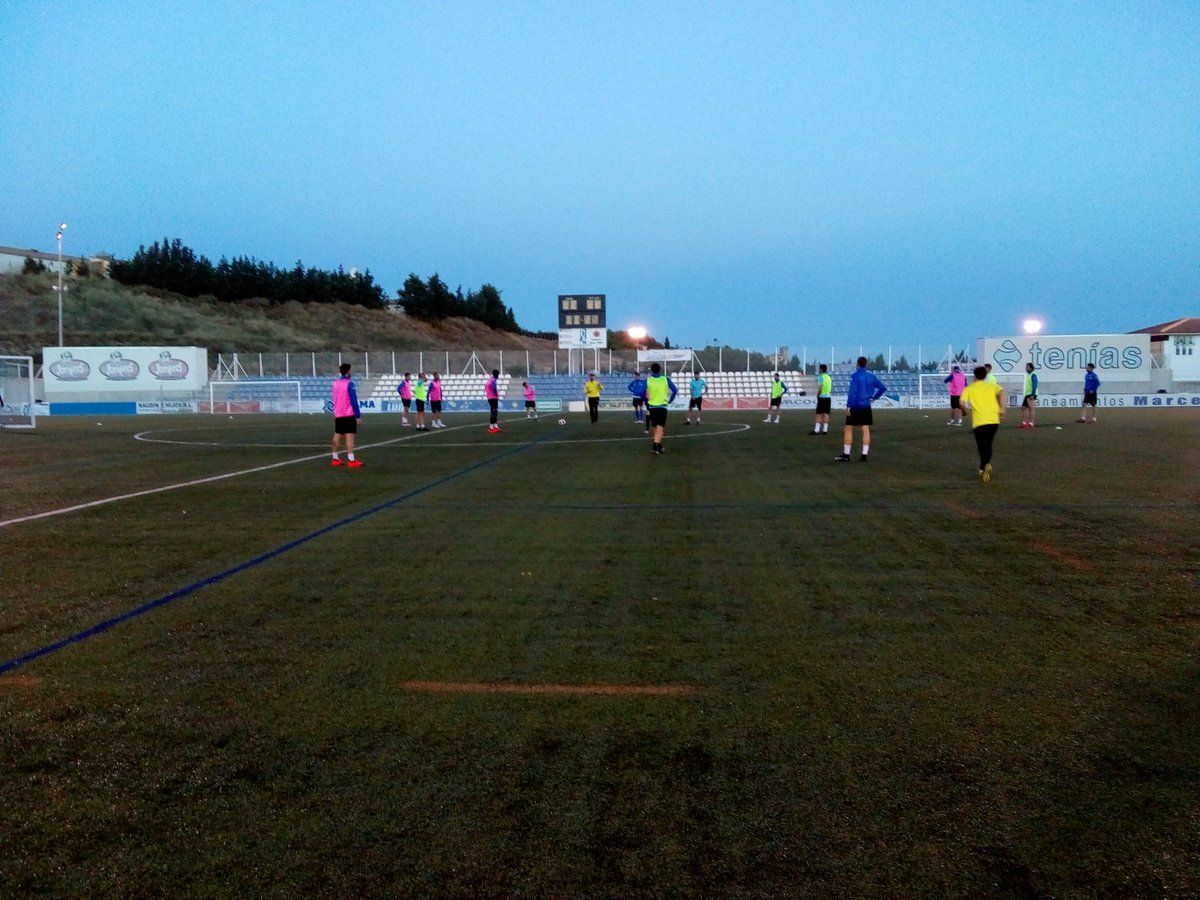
203;380;302;414
0;355;36;429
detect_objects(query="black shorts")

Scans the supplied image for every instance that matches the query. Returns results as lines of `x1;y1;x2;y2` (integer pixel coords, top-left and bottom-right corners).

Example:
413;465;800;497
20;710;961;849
401;397;411;410
816;397;832;414
1022;394;1036;408
688;397;703;409
525;400;536;409
334;416;357;435
845;407;873;427
632;397;644;408
647;407;668;427
415;399;425;412
769;397;782;408
950;395;962;410
431;400;442;413
1083;392;1098;405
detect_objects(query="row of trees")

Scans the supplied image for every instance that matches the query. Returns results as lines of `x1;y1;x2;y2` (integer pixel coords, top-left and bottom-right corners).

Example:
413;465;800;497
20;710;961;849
106;238;543;334
110;239;388;309
397;274;528;334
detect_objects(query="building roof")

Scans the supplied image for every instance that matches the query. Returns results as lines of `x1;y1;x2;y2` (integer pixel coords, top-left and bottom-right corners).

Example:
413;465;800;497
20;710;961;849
0;244;108;264
1130;317;1200;336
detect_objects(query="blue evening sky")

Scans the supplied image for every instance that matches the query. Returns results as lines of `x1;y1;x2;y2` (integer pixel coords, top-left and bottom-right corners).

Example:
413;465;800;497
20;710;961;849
1;1;1196;356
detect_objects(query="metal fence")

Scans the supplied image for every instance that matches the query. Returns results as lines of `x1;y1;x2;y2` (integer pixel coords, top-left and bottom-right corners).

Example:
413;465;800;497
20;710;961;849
211;343;982;380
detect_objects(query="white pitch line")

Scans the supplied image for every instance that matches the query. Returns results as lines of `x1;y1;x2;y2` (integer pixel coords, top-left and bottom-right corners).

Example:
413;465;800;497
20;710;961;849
132;421;754;450
0;419;489;530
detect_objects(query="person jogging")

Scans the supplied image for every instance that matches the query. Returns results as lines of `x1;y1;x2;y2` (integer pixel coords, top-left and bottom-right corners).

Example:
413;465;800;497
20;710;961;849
1019;363;1038;429
835;357;887;462
397;372;413;426
628;370;648;431
584;373;603;424
944;365;966;426
685;373;707;425
764;372;788;424
412;373;429;431
330;363;363;468
522;380;537;419
1078;364;1101;423
961;365;1007;482
644;362;678;455
811;364;832;435
429;372;445;429
485;369;502;433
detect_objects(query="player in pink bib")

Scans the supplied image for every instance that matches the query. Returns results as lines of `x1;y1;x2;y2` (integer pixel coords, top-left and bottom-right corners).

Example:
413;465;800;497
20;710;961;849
397;373;413;426
522;381;537;420
429;373;445;429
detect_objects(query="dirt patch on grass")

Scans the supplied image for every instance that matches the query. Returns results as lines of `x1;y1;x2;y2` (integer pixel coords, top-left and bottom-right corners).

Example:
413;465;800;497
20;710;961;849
401;680;700;697
1031;541;1095;572
0;674;41;689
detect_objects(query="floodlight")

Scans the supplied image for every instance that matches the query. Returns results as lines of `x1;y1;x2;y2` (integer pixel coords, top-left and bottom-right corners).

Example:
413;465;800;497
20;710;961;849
1022;318;1043;335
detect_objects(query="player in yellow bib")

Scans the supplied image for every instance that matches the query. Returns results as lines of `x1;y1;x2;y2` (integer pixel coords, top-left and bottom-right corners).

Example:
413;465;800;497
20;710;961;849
960;365;1007;482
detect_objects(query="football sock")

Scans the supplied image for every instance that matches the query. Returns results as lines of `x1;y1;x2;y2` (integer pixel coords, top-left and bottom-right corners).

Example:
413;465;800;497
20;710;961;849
862;445;869;456
843;444;852;455
347;452;356;461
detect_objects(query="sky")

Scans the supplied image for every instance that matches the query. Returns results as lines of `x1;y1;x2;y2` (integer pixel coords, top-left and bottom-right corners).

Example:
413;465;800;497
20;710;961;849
1;1;1196;356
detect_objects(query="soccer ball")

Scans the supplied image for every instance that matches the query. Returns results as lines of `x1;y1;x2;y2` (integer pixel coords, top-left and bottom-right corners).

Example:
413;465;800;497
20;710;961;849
557;418;566;426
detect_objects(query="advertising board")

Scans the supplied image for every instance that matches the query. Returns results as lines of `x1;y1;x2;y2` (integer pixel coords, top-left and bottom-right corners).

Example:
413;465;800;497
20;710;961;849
976;334;1150;383
42;346;209;394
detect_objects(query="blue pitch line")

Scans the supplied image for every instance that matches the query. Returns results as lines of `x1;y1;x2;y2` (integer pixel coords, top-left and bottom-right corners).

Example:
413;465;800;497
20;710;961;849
0;431;557;676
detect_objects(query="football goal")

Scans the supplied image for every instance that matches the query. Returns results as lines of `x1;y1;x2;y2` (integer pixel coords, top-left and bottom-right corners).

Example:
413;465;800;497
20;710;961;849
918;370;1025;410
0;355;36;429
204;380;302;414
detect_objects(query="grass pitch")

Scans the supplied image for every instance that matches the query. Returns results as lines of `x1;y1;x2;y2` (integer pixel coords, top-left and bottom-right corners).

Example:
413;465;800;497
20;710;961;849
1;408;1197;896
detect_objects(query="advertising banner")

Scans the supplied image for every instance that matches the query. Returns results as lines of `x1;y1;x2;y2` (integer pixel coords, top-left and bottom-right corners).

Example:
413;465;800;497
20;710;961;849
976;334;1150;383
42;346;209;394
558;328;606;349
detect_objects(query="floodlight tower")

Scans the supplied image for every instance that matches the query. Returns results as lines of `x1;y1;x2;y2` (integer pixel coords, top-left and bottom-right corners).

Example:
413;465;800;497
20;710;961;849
55;222;67;346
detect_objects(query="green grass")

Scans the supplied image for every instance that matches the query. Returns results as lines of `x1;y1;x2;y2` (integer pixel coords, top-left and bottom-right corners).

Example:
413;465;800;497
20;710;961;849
1;408;1197;896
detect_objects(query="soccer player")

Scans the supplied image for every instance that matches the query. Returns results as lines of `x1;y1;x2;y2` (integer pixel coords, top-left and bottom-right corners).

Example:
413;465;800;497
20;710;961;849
984;363;998;384
961;365;1007;482
584;372;603;423
835;357;887;462
397;372;413;426
685;372;707;425
413;373;429;431
1019;363;1038;428
1078;363;1101;423
522;380;537;419
944;365;967;426
429;372;445;428
763;372;788;424
811;363;832;435
330;363;362;468
645;362;678;455
628;370;649;431
485;368;501;433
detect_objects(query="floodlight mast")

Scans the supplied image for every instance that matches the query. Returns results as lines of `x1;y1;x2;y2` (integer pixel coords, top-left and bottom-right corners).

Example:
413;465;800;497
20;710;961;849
56;223;67;346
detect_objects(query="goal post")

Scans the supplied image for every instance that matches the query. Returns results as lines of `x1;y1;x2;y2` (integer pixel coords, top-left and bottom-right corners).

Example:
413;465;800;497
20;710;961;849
0;355;36;429
205;380;302;414
918;370;1024;410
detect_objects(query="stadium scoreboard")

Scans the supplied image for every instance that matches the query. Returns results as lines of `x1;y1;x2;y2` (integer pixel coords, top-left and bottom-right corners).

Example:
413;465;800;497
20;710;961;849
558;294;606;349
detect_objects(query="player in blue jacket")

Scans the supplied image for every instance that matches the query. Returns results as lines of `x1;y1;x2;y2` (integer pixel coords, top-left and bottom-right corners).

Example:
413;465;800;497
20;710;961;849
628;371;648;430
836;356;888;462
1078;363;1101;424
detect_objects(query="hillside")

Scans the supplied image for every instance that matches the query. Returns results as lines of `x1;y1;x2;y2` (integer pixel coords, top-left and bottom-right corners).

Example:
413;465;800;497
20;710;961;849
0;273;556;358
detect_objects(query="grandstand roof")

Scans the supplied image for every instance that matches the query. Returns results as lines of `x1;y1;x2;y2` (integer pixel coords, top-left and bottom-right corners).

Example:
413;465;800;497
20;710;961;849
1130;317;1200;336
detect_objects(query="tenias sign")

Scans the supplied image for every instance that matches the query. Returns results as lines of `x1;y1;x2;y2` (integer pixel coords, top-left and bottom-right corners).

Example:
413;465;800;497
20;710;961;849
977;334;1150;383
41;346;209;394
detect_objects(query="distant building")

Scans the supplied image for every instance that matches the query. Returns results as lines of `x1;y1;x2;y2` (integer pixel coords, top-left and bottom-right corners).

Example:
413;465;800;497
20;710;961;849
1131;317;1200;383
0;244;112;277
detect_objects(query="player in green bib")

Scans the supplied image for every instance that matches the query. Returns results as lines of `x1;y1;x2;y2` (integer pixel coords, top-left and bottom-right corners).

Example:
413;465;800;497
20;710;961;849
412;373;429;431
811;364;832;435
